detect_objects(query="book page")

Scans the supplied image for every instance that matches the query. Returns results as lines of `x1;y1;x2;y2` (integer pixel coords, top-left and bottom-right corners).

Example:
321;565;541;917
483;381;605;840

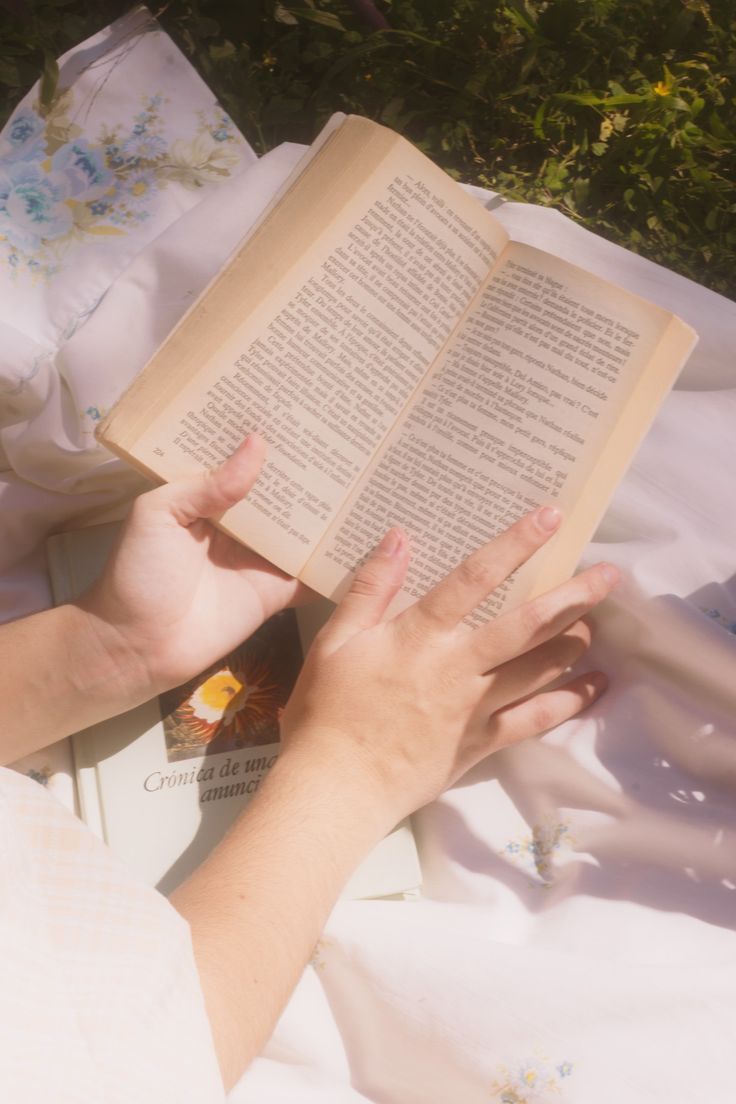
303;242;695;618
101;117;507;578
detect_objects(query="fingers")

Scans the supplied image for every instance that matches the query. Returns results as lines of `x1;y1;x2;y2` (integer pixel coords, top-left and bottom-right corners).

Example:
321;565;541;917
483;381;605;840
487;669;608;751
159;434;267;526
469;561;618;672
484;619;591;710
407;506;562;630
324;528;410;645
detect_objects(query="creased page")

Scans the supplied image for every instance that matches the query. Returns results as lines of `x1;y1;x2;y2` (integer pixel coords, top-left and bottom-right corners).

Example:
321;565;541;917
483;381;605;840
303;242;695;615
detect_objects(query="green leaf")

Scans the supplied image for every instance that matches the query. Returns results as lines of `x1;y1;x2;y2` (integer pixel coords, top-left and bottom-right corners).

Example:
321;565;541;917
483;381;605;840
190;16;221;37
318;39;385;86
209;41;237;62
554;91;604;107
601;93;647;107
504;0;538;37
573;177;590;207
38;51;59;116
274;3;299;25
708;111;733;141
532;101;547;139
519;44;540;83
0;59;20;86
281;7;347;31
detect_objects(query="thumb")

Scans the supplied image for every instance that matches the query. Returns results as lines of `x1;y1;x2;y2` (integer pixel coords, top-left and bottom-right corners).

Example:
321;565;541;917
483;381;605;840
157;434;267;526
325;527;409;645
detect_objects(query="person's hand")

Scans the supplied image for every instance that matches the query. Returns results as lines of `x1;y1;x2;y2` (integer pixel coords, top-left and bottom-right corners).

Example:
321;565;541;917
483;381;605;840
281;505;617;828
170;505;617;1087
79;434;310;699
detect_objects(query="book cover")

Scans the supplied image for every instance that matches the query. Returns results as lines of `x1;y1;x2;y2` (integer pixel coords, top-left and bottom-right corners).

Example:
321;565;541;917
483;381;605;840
47;522;421;899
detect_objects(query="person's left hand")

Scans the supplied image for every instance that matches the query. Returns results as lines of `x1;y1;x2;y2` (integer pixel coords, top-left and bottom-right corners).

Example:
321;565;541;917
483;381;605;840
80;434;310;698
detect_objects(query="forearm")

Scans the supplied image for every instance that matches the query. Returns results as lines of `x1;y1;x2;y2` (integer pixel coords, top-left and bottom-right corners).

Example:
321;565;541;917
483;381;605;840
0;604;148;764
170;742;393;1091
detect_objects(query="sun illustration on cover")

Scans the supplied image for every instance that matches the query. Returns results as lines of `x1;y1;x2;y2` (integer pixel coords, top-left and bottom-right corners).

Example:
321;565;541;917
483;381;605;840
187;659;278;734
161;613;303;763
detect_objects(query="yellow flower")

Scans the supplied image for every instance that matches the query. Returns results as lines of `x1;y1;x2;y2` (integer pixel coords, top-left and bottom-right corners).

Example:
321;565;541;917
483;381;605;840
653;80;669;96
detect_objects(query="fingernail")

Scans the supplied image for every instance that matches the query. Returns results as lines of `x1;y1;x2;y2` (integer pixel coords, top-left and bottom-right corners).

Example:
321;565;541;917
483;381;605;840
236;432;258;456
378;527;403;556
599;562;620;587
536;505;562;532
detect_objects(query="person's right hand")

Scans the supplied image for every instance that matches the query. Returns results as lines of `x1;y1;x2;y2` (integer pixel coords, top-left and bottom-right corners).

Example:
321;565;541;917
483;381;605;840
281;506;618;828
173;506;618;1089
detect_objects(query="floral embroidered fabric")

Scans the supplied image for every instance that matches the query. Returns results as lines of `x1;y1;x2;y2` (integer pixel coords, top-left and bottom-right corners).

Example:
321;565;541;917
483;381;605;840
0;92;242;282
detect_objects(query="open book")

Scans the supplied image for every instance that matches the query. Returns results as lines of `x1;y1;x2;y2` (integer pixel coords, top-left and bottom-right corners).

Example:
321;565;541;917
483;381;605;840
46;522;421;899
99;114;697;621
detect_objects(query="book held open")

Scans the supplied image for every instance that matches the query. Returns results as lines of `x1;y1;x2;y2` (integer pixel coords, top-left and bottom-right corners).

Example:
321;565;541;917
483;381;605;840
99;113;697;621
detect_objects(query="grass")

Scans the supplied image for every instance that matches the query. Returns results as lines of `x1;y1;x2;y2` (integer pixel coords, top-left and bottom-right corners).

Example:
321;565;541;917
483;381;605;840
1;0;734;296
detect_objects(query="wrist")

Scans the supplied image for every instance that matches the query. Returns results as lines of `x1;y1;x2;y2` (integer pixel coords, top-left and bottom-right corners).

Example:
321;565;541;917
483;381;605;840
272;730;402;847
171;720;399;1088
0;604;155;764
66;601;154;715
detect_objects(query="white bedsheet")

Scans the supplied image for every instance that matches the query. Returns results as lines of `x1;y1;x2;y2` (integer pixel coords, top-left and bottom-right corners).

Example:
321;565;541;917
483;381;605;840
2;12;735;1102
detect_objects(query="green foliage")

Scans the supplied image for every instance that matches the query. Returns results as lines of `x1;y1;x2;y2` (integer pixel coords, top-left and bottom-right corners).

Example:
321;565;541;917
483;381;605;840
1;0;734;296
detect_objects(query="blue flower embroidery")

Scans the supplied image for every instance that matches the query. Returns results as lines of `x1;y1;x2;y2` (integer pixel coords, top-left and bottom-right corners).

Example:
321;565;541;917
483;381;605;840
51;139;114;198
122;131;167;162
8;111;45;148
1;110;46;163
701;607;736;635
105;143;126;169
501;820;572;884
1;91;242;280
0;161;74;250
125;168;159;207
492;1055;574;1101
26;766;51;786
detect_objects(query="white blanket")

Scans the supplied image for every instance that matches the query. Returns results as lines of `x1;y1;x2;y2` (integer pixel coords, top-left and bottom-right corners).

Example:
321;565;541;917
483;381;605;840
2;11;736;1102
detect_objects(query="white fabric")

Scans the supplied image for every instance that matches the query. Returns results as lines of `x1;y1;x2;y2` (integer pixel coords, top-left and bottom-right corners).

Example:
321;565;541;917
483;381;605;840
3;13;736;1103
0;768;224;1102
0;4;256;620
